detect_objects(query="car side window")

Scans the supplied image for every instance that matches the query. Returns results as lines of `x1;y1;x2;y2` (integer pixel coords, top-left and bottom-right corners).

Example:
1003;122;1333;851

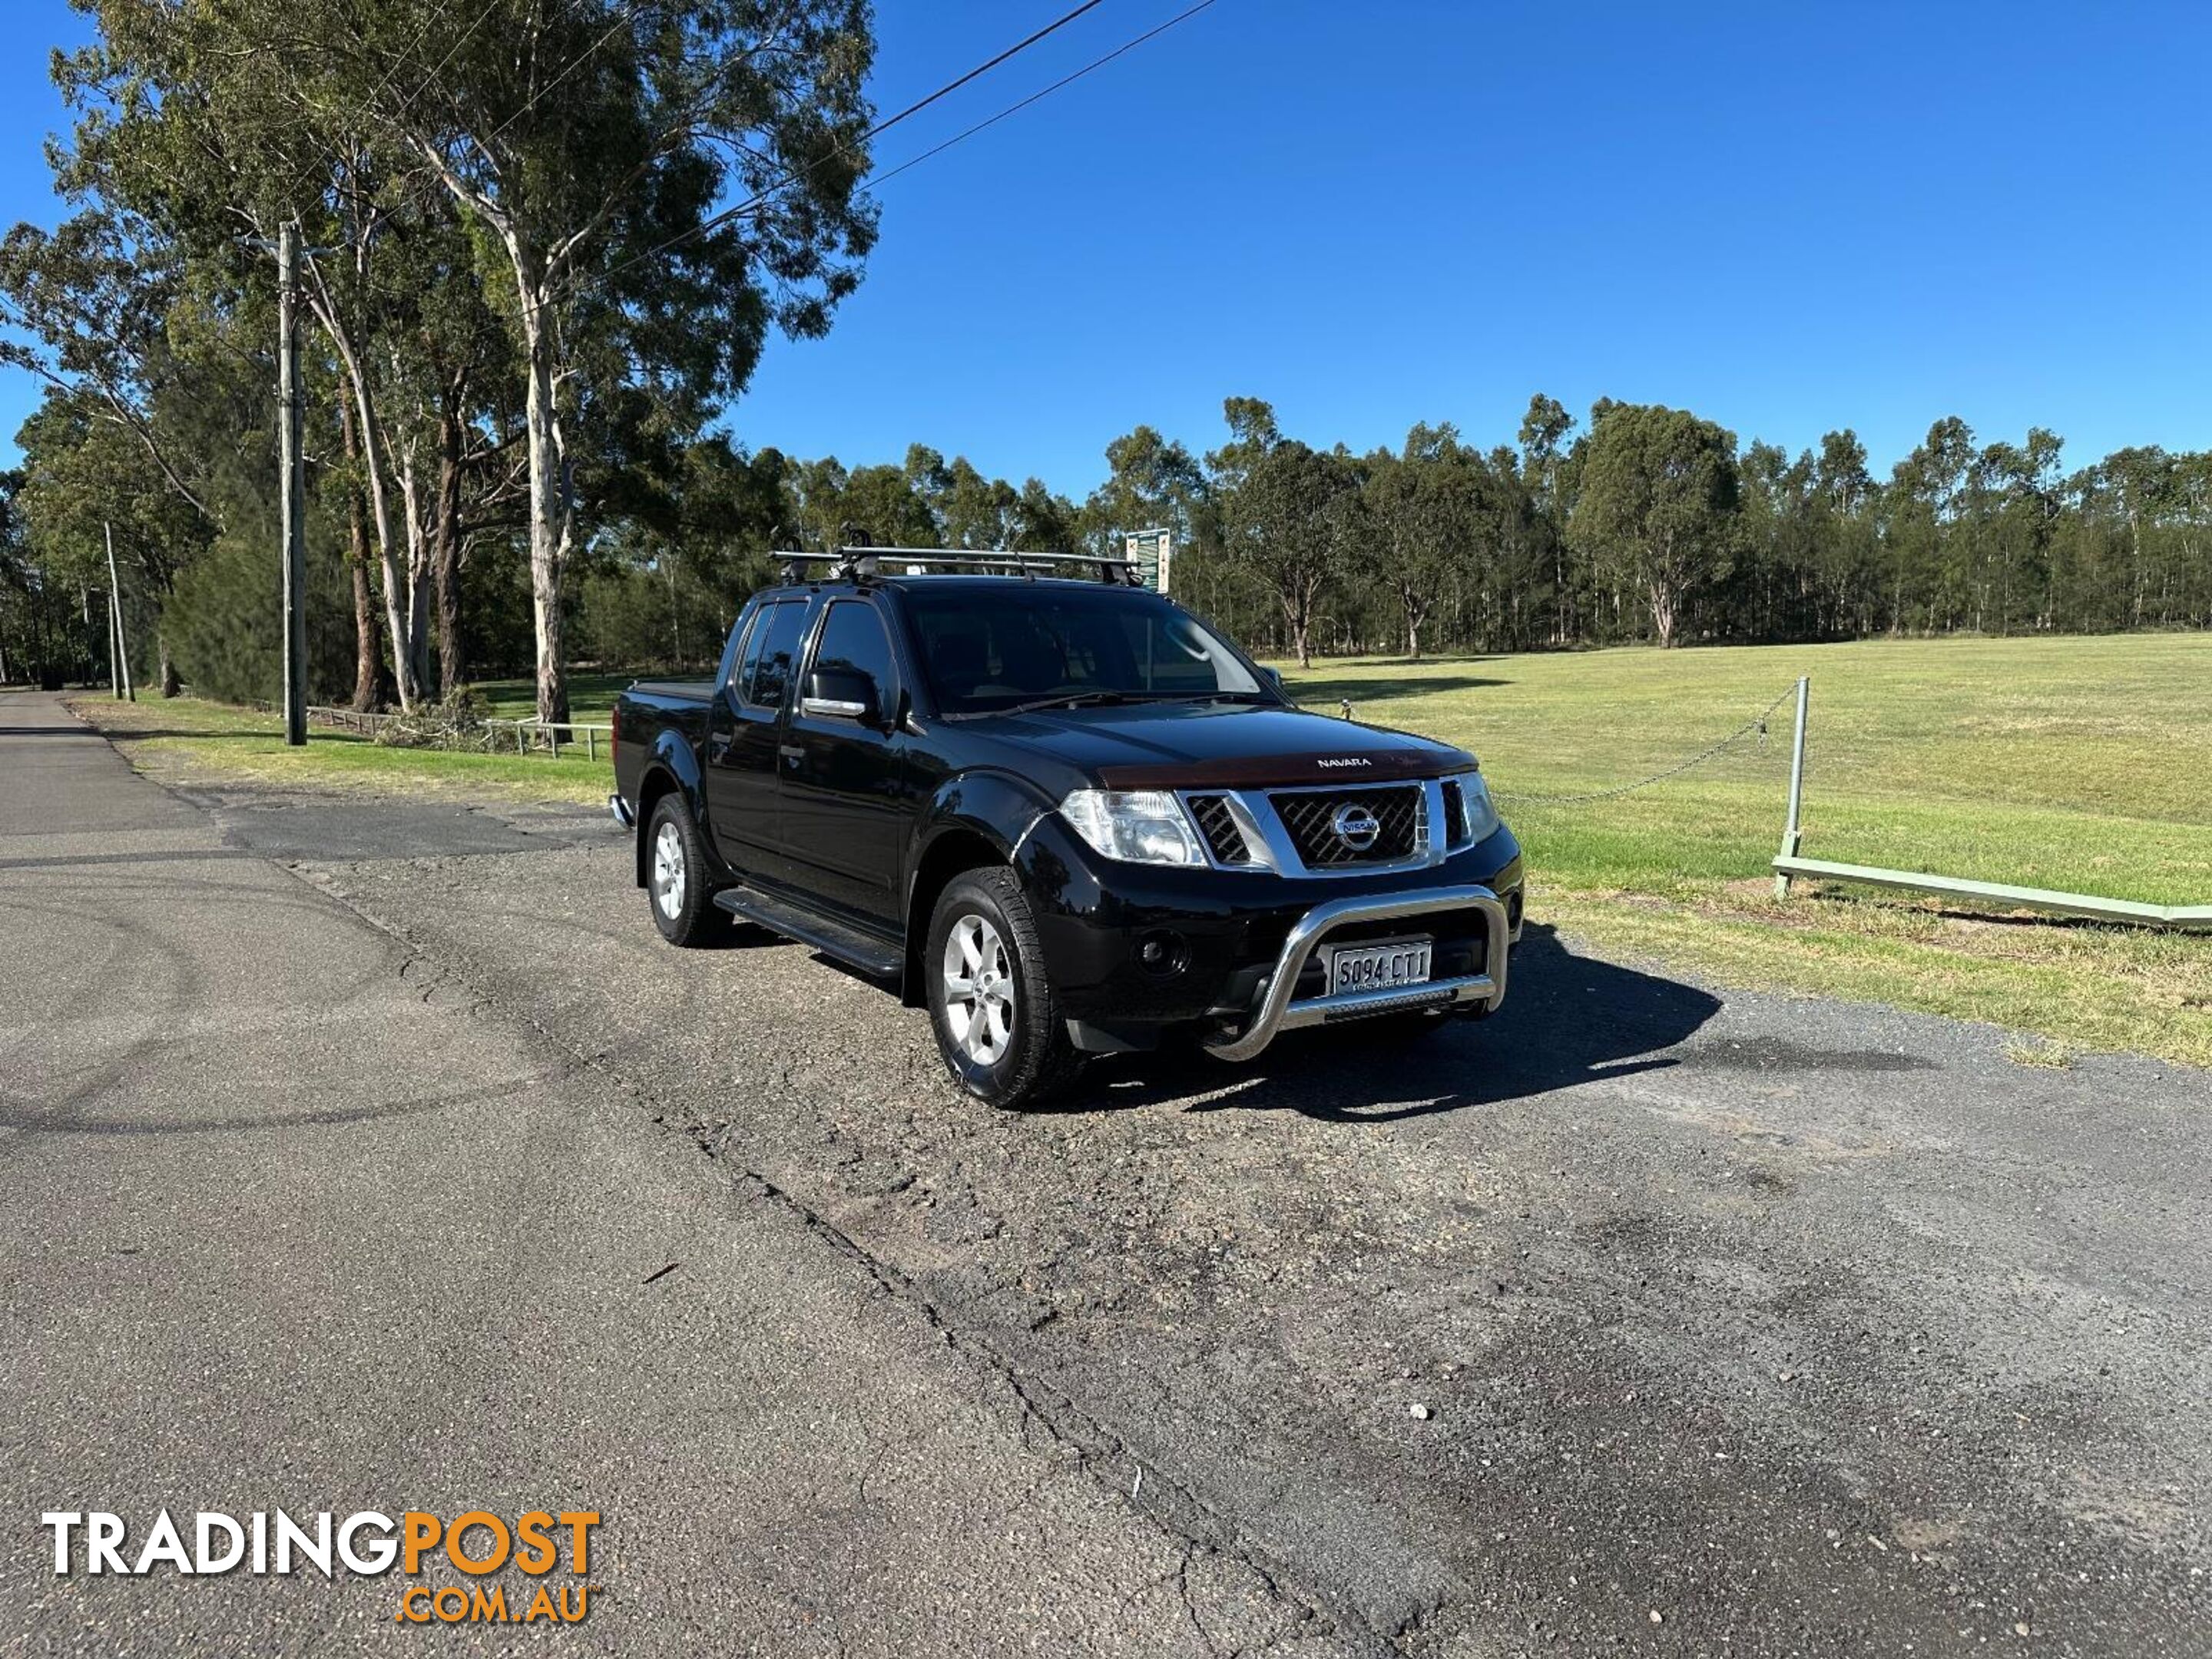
745;600;810;709
724;606;767;701
809;601;899;701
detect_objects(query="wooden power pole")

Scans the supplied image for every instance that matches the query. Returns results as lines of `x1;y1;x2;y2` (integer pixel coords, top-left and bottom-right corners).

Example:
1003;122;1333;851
104;522;134;702
276;222;307;746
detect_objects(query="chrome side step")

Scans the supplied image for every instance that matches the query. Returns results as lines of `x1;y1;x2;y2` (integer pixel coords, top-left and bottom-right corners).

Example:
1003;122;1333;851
714;886;904;981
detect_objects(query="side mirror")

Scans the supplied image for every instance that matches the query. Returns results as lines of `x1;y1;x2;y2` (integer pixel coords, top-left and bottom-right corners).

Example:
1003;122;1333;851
800;666;880;724
1262;667;1285;689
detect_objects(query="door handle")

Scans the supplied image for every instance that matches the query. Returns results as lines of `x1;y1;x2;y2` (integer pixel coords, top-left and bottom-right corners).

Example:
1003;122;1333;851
778;743;804;762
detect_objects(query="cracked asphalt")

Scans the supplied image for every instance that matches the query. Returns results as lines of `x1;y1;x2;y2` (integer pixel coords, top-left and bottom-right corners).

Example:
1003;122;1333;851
4;687;2208;1657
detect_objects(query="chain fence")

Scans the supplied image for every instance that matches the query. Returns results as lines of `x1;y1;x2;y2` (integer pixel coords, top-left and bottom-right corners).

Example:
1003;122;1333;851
1487;684;1800;805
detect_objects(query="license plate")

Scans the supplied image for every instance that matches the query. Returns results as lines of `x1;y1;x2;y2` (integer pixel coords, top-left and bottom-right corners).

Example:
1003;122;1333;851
1327;938;1432;995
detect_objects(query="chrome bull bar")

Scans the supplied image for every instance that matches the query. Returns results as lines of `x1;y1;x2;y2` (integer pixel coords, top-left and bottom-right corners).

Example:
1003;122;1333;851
1201;884;1510;1063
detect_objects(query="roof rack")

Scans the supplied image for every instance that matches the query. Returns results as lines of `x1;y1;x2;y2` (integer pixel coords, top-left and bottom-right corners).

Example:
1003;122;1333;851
774;546;1144;587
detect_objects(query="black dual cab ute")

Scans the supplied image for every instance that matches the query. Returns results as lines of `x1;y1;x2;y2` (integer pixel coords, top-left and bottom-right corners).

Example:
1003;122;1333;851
610;548;1525;1108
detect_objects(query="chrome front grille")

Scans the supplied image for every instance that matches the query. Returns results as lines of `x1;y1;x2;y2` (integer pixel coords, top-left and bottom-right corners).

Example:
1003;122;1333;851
1177;780;1445;876
1439;777;1464;846
1268;785;1422;867
1185;793;1251;865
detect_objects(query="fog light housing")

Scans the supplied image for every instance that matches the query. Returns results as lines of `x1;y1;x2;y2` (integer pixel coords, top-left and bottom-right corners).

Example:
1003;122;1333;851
1135;929;1189;977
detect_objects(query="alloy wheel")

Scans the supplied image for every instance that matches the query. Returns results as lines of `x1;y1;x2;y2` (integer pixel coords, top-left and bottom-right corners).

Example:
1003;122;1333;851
652;820;687;919
940;912;1015;1065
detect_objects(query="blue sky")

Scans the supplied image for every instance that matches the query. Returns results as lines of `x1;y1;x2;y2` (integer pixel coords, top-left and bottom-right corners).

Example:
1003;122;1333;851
5;1;2210;495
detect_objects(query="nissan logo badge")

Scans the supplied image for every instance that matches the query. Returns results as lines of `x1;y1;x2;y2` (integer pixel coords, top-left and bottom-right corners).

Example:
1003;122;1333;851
1330;803;1382;852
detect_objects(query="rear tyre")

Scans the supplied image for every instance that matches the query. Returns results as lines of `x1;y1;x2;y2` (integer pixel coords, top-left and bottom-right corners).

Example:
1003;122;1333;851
926;868;1084;1108
645;794;722;947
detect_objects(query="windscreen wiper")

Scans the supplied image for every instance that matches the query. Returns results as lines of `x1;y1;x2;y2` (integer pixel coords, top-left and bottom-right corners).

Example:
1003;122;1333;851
1144;690;1270;704
996;690;1138;716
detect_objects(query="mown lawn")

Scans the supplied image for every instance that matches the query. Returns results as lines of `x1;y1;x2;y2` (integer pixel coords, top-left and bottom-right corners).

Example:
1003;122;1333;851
1274;634;2212;1068
67;694;612;806
65;633;2212;1068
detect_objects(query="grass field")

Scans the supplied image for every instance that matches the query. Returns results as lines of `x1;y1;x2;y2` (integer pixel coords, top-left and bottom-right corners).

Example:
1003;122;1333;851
56;631;2212;1068
1277;634;2212;1069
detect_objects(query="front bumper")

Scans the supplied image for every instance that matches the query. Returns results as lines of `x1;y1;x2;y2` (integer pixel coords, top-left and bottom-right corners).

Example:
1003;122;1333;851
1017;813;1523;1049
1199;884;1510;1061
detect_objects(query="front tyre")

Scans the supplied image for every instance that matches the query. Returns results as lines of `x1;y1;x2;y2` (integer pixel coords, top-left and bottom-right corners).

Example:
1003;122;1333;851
926;869;1084;1108
645;794;722;947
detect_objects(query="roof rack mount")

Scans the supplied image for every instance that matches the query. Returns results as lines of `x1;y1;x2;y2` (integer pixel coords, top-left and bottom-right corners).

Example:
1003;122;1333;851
775;546;1143;586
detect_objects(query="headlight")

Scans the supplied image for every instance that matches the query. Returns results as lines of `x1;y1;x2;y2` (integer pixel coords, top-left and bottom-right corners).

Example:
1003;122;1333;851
1059;789;1204;866
1451;770;1499;846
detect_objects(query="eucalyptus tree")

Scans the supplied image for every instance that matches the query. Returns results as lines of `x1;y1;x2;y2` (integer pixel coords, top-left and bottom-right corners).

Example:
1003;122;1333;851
1213;408;1360;669
1364;423;1477;660
323;0;880;724
1517;394;1576;644
33;0;435;707
1084;425;1210;555
1969;429;2065;634
1008;479;1081;555
1813;430;1878;634
935;458;1019;551
10;386;215;692
1571;403;1740;648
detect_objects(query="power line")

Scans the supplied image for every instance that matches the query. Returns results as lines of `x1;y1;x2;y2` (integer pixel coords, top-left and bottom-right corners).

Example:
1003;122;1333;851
276;0;513;213
866;0;1110;140
474;0;639;153
868;0;1219;192
585;0;1146;296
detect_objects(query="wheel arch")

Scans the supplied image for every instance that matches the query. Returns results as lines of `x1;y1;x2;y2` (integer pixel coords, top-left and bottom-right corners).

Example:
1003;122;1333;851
632;740;705;889
899;770;1059;1002
901;826;1010;1004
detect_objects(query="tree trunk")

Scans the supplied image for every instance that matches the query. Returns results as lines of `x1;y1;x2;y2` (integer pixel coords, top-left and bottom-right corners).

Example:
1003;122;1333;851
339;399;386;710
520;283;571;726
1650;580;1678;648
394;446;438;702
321;304;415;707
157;636;179;698
429;391;468;695
366;397;417;710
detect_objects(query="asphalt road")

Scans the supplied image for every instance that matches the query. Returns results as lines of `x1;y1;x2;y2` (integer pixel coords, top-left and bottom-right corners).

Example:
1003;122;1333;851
4;688;2207;1657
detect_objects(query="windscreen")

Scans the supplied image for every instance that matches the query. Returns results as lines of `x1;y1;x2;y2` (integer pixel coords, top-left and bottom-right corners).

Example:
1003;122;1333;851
902;586;1268;716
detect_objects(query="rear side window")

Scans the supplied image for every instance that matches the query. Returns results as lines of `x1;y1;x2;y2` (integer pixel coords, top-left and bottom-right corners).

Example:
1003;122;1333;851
743;601;811;709
810;601;899;697
724;607;766;700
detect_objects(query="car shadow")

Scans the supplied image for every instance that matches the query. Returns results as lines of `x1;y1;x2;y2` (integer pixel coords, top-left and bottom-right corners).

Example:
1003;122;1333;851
1291;672;1512;712
1049;923;1722;1122
113;728;329;743
1281;661;1511;710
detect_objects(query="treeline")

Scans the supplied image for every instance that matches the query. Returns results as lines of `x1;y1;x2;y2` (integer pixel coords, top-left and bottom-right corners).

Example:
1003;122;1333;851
4;8;2208;707
578;395;2212;672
